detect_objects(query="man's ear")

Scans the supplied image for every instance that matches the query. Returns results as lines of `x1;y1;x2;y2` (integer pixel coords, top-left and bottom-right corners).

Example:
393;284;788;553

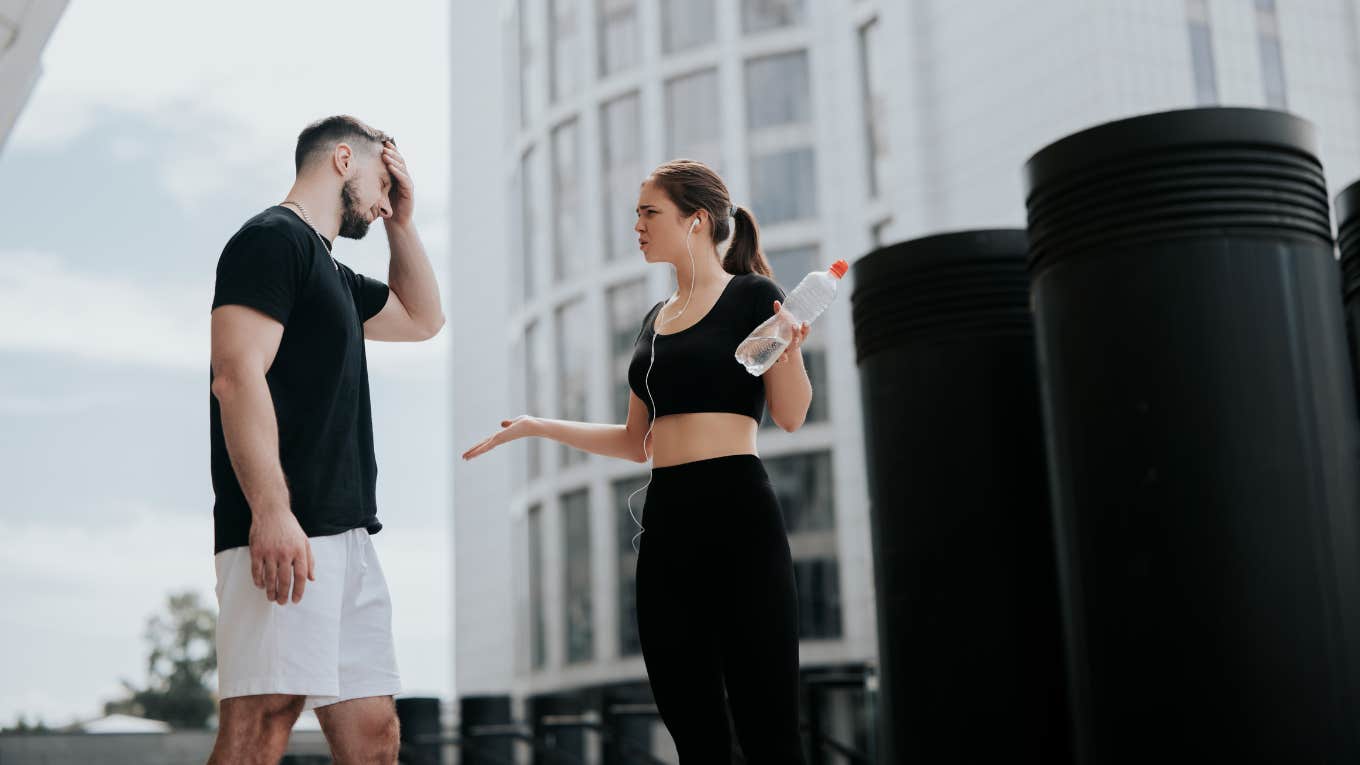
332;143;354;175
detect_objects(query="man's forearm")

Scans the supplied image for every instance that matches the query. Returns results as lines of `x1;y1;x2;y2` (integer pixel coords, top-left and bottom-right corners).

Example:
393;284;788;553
214;374;291;518
385;221;444;333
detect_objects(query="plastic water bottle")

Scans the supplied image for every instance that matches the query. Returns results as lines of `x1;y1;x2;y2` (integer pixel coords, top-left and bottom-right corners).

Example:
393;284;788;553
735;259;849;376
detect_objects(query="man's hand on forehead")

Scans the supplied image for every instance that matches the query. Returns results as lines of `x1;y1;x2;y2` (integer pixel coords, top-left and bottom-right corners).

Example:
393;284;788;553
381;139;415;225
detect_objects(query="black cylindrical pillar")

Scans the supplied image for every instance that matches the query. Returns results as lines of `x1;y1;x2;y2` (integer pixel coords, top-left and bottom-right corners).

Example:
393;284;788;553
851;230;1072;764
1337;179;1360;408
458;695;514;765
394;696;440;765
1025;107;1360;764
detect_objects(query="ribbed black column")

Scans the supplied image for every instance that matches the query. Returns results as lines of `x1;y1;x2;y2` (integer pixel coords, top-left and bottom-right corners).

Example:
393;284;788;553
458;695;513;765
851;230;1071;765
1338;179;1360;410
1026;107;1360;764
395;697;441;765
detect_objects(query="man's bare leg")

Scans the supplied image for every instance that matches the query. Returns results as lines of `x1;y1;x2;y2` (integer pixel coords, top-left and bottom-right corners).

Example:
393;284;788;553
315;695;400;765
207;694;305;765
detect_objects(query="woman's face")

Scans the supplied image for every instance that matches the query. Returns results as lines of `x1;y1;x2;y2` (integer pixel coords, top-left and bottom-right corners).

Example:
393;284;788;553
635;178;701;266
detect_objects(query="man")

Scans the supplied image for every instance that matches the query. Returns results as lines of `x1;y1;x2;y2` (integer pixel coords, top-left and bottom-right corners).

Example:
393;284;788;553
207;115;443;764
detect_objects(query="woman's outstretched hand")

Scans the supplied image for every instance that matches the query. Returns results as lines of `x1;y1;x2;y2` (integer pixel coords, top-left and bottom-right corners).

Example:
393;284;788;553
462;415;537;461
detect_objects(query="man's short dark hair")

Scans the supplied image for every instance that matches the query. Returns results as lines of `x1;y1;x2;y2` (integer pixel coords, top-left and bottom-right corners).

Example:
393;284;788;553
294;115;391;173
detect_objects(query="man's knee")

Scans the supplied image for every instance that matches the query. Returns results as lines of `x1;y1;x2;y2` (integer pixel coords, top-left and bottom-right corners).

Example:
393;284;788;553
372;712;401;761
220;694;306;737
323;705;401;764
357;711;401;762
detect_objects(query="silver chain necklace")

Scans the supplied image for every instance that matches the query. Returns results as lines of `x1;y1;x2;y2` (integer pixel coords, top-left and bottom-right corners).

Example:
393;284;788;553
281;199;338;271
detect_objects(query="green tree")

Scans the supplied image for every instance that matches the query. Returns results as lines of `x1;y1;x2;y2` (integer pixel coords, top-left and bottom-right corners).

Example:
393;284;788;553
1;715;51;734
104;590;217;729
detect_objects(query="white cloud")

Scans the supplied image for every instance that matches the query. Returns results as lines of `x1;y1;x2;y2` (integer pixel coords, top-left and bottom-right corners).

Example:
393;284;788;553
0;0;457;725
0;245;450;381
9;0;452;214
0;506;214;724
0;250;207;371
0;390;125;416
0;503;451;724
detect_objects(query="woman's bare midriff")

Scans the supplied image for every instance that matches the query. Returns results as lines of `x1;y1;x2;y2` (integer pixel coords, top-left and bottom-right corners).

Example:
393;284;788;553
650;411;759;467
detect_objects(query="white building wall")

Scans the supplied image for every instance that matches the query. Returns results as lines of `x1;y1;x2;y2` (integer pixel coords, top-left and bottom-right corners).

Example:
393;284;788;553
453;0;1360;710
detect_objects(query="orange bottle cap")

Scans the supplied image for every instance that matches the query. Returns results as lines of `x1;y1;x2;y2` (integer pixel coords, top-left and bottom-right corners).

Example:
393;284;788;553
828;260;849;279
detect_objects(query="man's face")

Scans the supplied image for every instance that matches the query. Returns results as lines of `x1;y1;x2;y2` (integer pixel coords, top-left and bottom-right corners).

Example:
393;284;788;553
338;144;394;240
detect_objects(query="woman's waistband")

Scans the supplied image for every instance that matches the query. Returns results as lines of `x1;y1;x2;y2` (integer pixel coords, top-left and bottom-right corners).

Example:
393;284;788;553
648;452;768;486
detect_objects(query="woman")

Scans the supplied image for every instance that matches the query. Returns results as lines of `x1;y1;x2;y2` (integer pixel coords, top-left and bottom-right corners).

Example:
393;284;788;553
462;159;813;763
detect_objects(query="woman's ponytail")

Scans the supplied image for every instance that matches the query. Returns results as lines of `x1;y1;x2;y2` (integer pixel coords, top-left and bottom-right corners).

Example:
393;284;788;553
724;205;773;277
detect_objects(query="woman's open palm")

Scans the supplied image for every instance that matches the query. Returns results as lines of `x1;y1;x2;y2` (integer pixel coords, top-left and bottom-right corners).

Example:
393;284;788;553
462;415;535;461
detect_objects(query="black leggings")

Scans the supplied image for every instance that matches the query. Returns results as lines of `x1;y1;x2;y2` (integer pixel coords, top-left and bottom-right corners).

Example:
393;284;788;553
635;454;808;764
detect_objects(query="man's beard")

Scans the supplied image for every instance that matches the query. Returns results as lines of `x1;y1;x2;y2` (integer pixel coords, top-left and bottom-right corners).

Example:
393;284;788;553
338;178;372;240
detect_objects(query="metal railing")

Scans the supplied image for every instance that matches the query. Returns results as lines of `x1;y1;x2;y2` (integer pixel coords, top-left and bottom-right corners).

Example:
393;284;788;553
403;692;874;765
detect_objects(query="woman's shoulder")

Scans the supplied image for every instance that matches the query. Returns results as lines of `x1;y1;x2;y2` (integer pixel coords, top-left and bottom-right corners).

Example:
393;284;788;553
733;271;786;300
635;299;665;342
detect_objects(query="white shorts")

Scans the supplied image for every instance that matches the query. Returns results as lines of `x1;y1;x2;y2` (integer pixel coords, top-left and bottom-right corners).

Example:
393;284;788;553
214;528;402;711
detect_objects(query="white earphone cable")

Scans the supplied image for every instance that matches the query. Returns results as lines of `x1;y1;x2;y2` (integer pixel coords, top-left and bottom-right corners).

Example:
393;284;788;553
627;217;700;553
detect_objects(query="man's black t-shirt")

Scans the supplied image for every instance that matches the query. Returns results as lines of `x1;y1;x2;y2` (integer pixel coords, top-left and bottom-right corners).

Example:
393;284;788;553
209;206;391;553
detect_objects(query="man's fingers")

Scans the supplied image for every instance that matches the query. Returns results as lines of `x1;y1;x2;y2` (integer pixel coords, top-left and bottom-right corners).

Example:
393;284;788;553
307;541;316;582
251;553;264;589
387;163;413;186
275;564;292;605
290;557;308;603
264;559;279;602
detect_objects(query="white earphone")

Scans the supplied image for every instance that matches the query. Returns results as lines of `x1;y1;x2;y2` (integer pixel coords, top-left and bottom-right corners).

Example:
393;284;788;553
628;213;703;552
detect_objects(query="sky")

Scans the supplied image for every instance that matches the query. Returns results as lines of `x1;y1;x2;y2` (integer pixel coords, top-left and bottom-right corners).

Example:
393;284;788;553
0;0;455;726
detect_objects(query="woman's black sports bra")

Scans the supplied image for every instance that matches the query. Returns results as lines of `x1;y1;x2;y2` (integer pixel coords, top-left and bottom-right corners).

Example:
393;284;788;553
627;272;786;423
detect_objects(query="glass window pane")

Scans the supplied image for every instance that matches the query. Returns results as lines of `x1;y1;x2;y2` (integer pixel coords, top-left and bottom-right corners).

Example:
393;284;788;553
859;19;888;198
742;0;806;34
745;51;811;131
525;321;545;479
794;558;843;639
607;279;649;423
528;503;547;668
763;245;830;425
765;451;835;532
767;245;815;294
510;336;527;483
598;0;640;77
613;475;648;656
519;0;547;128
666;68;723;168
508;168;524;308
750;148;817;224
549;0;582;102
761;348;828;428
504;4;521;141
661;0;716;54
601;93;643;262
1254;1;1287;109
1259;37;1287;109
556;299;590;467
562;489;594;663
552;120;585;282
1185;0;1218;106
520;148;541;301
871;218;892;248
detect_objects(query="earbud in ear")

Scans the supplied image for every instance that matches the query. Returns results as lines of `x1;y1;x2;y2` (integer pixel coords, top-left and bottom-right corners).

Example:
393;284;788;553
692;218;700;230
